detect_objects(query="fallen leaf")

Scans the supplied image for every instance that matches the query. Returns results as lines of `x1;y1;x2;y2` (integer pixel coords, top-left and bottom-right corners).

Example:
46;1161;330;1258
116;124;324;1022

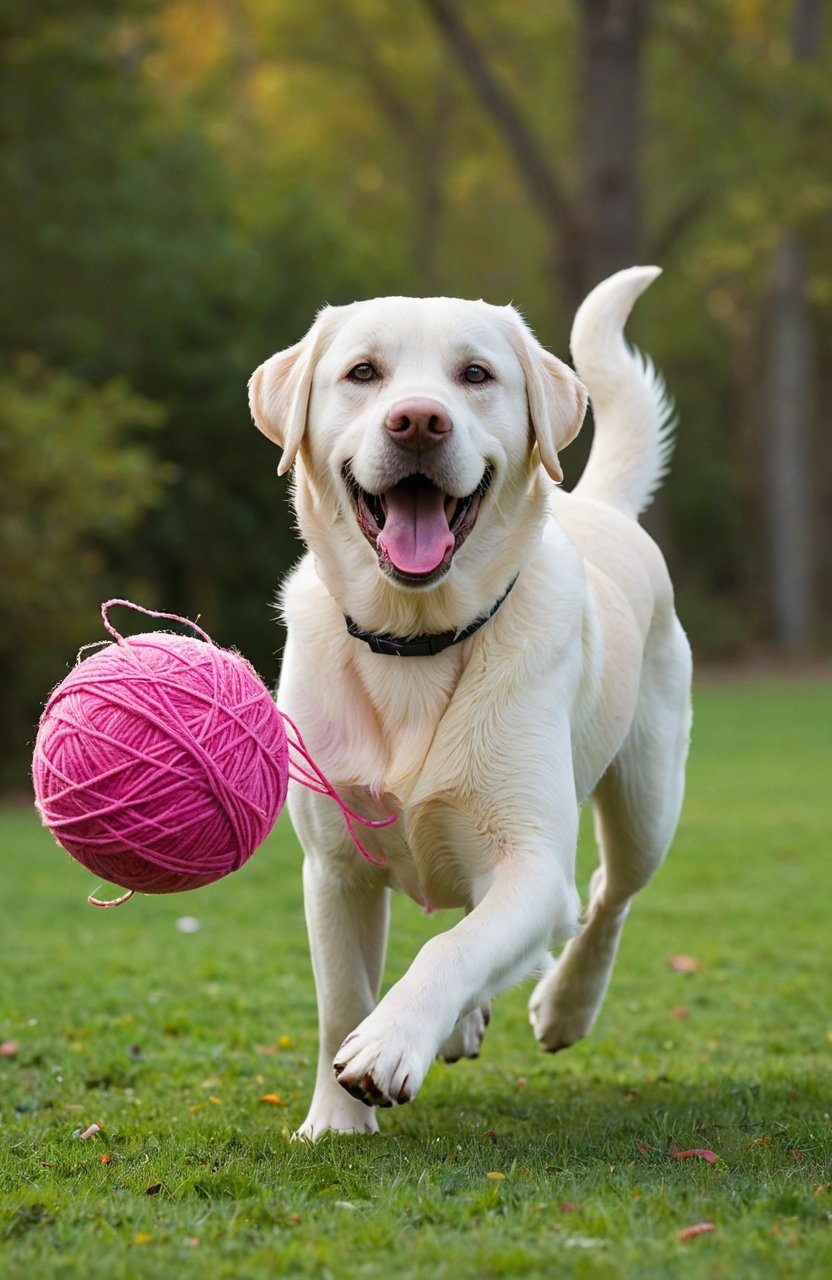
671;1007;691;1019
145;1183;162;1196
678;1222;716;1243
748;1137;771;1147
636;1142;653;1157
287;1214;302;1226
208;1096;223;1105
486;1171;505;1181
77;1123;102;1140
668;955;699;973
671;1148;717;1164
560;1200;578;1212
256;1044;277;1056
131;1233;153;1246
0;1041;19;1057
100;1154;113;1165
260;1094;284;1106
516;1076;527;1090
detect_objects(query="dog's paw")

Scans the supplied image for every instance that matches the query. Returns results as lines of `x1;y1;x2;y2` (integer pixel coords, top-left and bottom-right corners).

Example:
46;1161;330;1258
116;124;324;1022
292;1098;379;1142
333;1019;433;1108
528;973;596;1054
438;1003;491;1063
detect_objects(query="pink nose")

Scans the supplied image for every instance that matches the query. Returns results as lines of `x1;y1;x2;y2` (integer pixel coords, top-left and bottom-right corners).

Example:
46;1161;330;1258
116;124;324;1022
384;397;452;449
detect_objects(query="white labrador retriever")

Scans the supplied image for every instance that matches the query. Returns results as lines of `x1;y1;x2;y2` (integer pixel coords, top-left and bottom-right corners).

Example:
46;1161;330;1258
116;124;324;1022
249;266;692;1141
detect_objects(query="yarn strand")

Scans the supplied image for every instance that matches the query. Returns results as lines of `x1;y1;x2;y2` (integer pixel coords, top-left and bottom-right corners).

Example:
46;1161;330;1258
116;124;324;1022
101;598;214;647
281;714;395;867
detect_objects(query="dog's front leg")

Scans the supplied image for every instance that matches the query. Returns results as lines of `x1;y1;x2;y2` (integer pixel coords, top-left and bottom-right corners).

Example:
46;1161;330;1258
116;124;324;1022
333;818;580;1111
294;851;390;1141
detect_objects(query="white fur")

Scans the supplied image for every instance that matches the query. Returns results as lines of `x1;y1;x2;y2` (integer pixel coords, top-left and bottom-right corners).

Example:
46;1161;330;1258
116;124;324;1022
249;267;692;1140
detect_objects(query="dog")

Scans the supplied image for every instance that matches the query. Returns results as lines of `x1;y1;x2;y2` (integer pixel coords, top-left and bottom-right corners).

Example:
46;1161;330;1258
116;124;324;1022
248;266;692;1141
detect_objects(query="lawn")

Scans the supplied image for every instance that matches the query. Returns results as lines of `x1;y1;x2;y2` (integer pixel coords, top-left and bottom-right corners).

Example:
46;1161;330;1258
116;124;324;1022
1;681;830;1278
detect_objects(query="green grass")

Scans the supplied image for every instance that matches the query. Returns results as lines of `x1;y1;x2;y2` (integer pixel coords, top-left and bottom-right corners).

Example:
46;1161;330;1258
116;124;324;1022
2;681;831;1278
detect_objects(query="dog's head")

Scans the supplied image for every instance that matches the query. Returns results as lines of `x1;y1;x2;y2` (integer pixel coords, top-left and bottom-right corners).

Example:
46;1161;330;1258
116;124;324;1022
250;297;586;611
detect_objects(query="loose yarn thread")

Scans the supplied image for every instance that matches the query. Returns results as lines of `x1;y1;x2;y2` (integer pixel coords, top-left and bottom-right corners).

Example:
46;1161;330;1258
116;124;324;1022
32;600;394;906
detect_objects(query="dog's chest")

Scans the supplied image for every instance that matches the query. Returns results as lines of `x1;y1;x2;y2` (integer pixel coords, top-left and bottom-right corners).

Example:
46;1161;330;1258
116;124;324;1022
342;782;494;910
351;647;465;791
329;654;496;908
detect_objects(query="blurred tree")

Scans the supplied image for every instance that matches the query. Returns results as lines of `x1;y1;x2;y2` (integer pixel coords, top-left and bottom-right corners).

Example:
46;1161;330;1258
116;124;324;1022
0;359;170;777
422;0;832;650
763;0;823;654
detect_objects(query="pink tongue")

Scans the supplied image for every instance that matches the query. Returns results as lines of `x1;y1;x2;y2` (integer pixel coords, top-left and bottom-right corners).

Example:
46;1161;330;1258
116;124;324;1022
378;482;454;576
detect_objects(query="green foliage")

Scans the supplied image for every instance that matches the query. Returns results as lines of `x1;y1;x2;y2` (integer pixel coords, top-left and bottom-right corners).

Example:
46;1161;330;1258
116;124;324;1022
0;358;171;772
1;682;831;1276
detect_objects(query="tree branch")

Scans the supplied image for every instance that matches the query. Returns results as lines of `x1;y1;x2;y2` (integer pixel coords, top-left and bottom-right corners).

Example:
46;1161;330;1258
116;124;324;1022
421;0;579;238
648;187;713;263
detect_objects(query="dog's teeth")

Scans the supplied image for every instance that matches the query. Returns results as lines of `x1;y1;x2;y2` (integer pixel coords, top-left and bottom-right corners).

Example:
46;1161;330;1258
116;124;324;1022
445;497;459;523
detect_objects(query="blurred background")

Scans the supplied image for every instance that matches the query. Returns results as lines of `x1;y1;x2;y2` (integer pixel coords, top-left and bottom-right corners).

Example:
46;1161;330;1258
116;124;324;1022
2;0;830;784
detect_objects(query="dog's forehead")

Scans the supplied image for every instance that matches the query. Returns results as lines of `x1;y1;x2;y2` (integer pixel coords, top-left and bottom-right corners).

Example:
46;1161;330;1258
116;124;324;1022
319;296;520;365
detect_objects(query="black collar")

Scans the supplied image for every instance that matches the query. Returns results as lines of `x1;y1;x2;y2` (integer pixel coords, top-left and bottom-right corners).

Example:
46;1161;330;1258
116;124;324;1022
344;575;518;657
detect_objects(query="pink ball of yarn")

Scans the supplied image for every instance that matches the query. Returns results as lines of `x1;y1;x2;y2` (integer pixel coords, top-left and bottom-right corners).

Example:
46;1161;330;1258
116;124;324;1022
32;604;288;898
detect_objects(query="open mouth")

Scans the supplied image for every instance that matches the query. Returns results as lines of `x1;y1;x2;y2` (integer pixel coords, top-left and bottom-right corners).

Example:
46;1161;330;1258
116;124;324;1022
344;465;493;585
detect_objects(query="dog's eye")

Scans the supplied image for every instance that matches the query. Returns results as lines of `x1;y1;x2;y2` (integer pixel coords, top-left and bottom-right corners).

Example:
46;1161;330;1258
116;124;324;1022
463;364;492;384
347;362;377;383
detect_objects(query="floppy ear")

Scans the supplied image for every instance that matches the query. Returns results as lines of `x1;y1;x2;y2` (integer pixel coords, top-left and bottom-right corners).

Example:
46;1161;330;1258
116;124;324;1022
507;312;588;484
248;312;331;477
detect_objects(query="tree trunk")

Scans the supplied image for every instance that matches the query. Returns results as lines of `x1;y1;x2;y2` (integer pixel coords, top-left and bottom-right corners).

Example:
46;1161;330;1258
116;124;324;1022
764;234;816;654
578;0;647;287
763;0;822;654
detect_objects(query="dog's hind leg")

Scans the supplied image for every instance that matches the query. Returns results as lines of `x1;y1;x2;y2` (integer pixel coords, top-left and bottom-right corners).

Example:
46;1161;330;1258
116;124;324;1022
529;617;692;1052
438;1002;492;1063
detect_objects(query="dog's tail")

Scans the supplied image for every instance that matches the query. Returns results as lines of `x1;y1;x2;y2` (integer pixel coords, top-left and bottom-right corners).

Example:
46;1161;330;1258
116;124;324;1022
570;266;676;520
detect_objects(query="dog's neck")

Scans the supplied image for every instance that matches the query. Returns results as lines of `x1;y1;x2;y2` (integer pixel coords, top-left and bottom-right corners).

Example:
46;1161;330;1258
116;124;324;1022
343;575;518;657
